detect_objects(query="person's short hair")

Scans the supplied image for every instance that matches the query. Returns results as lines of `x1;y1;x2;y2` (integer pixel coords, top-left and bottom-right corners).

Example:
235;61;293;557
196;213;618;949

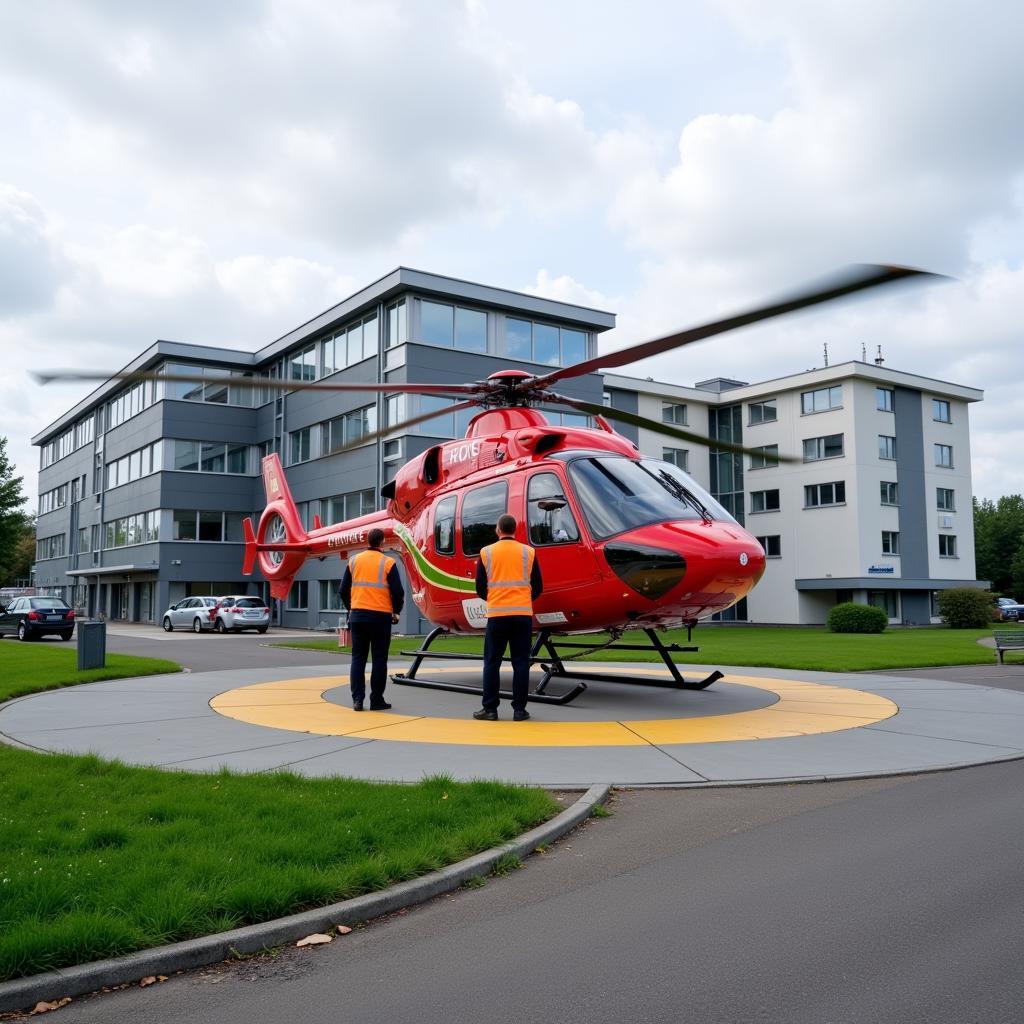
367;528;385;548
496;514;517;536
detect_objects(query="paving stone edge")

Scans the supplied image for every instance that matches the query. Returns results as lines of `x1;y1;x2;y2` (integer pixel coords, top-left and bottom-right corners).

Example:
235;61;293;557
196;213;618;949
0;783;610;1013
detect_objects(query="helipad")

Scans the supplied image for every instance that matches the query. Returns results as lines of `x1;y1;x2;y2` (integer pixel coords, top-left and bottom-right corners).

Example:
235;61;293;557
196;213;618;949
3;661;1024;786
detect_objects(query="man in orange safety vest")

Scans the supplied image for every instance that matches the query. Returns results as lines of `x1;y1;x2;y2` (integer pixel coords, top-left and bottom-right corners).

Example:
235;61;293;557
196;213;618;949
341;528;405;711
473;513;543;721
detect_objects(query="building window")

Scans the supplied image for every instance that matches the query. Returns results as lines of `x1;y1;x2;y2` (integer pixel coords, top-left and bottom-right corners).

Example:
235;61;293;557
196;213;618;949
936;487;955;511
876;387;894;412
662;447;689;471
881;530;900;555
35;534;67;560
749;444;779;470
321;405;378;454
938;534;958;558
935;444;953;468
869;590;900;618
804;481;846;507
319;580;344;612
880;481;899;505
288;345;317;382
750;489;780;513
756;534;781;557
286;581;308;610
289;428;311;465
662;402;688;426
103;511;160;548
77;526;90;553
748;400;777;425
420;300;488;354
878;435;897;460
803;433;844;462
322;314;379;374
324;489;376;525
932;398;951;423
386;301;407;348
503;318;589;365
416;396;474;438
801;385;842;414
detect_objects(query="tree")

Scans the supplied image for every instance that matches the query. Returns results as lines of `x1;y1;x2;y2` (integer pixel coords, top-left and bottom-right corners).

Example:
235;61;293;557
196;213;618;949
4;524;35;586
0;437;29;584
974;495;1024;593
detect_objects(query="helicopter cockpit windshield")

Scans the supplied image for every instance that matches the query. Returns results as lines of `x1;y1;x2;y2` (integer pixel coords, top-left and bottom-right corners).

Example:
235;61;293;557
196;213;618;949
565;455;736;540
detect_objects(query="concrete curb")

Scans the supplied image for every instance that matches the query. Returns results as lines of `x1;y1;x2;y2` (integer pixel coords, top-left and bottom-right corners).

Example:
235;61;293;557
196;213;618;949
0;784;610;1013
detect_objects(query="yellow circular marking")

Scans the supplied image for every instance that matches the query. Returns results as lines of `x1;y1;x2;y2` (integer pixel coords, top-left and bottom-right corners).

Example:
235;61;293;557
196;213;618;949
210;668;897;747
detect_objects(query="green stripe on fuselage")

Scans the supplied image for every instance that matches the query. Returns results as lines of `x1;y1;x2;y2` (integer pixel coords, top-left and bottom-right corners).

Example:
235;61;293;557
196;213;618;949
394;524;476;593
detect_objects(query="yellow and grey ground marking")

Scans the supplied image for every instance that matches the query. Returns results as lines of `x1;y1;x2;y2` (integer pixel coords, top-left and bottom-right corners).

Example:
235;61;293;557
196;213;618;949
210;668;897;747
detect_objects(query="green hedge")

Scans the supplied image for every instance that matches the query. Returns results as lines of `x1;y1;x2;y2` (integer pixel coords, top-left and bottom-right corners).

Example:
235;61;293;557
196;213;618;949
827;602;889;634
936;588;994;629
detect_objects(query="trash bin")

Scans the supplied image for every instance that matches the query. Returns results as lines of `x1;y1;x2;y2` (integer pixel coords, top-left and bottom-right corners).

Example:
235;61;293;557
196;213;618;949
337;614;351;648
77;619;106;670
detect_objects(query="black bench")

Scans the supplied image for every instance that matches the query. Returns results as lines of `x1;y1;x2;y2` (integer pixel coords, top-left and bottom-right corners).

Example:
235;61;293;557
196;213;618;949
993;631;1024;664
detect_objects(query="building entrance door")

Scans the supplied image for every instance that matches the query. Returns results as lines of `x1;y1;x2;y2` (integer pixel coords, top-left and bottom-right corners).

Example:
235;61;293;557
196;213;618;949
140;583;152;623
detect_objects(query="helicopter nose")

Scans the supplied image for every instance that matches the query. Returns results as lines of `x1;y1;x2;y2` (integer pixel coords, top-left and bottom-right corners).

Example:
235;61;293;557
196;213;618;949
603;542;688;600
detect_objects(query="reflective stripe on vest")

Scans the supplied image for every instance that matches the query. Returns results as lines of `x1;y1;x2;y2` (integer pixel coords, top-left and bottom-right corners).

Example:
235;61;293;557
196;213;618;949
481;541;535;618
350;550;395;613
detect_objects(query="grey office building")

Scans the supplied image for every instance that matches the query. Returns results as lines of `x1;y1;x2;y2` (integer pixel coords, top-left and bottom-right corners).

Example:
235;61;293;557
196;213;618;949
31;268;613;632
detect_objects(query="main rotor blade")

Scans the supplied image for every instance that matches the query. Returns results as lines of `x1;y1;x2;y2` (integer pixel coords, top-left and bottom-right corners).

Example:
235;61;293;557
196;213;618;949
33;368;485;399
544;393;800;463
322;399;482;456
527;264;942;390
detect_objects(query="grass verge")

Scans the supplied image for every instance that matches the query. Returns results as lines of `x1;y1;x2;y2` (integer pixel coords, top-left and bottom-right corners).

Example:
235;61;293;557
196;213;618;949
0;641;180;703
0;646;556;982
270;624;1024;672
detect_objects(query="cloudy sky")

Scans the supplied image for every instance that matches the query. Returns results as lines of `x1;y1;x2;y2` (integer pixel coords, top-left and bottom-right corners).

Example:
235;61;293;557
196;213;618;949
2;0;1022;507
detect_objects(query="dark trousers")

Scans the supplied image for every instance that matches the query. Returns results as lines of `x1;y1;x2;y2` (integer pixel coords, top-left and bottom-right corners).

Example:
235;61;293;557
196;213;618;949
482;615;533;712
349;619;392;705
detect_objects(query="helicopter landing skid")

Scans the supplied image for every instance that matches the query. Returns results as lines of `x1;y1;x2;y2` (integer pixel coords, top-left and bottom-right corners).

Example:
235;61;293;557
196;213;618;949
390;626;722;706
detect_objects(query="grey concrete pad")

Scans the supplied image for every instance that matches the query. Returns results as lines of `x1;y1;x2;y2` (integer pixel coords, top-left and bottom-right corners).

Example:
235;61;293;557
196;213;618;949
279;738;706;785
160;735;376;773
662;727;1023;782
867;706;1024;748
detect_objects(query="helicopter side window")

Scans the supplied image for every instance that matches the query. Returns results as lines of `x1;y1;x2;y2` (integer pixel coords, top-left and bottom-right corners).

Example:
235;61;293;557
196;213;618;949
433;495;456;556
527;473;580;546
460;481;508;557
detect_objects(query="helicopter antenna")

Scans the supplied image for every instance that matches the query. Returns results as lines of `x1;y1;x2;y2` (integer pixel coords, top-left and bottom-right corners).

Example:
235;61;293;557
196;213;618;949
875;344;885;366
823;343;829;367
861;342;867;361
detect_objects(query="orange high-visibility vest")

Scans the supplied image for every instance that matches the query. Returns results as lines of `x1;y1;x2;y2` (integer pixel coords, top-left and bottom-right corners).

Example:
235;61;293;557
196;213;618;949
481;540;535;618
349;549;395;613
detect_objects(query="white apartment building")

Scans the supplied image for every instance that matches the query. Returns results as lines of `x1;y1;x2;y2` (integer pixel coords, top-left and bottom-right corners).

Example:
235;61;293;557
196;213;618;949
604;362;985;625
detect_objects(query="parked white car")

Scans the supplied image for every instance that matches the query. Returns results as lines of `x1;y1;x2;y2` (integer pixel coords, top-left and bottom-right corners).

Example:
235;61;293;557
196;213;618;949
213;596;271;634
162;596;219;633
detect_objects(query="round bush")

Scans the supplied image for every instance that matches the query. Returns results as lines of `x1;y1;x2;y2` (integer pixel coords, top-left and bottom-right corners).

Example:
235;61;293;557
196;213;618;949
936;588;994;629
827;602;889;633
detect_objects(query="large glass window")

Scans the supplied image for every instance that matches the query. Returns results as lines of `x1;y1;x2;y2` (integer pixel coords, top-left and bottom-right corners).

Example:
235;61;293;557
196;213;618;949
506;318;532;360
173;510;197;541
869;591;899;618
748;400;777;424
460;482;509;556
561;329;586;364
749;444;779;469
198;511;224;542
286;581;308;610
289;428;311;464
662;402;688;426
936;487;955;511
201;442;225;473
756;534;781;557
527;473;580;546
750;489;780;513
803;434;844;461
503;317;588;365
386;301;407;348
801;385;843;414
804;481;846;507
421;301;454;347
319;579;344;611
534;323;560;365
433;495;456;555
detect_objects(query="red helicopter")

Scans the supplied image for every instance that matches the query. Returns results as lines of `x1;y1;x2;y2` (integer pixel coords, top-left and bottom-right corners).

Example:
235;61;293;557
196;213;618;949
41;265;935;703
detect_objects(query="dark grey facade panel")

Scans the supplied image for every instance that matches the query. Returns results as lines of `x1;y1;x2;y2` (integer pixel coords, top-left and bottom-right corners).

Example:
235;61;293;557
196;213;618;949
893;386;929;578
160;472;260;512
160;401;260;444
604;388;639;443
283;357;381;428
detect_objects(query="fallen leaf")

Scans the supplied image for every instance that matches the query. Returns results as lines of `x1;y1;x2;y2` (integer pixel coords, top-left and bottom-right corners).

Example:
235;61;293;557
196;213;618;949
336;925;353;935
157;975;168;982
140;977;157;987
441;792;449;800
30;998;71;1014
296;933;333;947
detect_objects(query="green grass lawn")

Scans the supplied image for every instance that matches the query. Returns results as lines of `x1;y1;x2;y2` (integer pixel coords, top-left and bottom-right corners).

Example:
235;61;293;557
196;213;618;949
0;644;556;982
0;640;181;703
272;623;1024;672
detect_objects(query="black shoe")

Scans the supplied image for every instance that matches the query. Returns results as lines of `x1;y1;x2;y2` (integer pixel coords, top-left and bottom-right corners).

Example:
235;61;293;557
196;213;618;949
369;701;392;711
473;708;498;721
513;709;531;722
352;701;364;711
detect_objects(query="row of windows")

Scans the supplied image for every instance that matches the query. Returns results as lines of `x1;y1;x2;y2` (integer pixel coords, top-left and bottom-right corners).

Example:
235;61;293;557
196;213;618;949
752;483;957;514
322;489;377;526
104;511;160;549
161;364;257;407
40;415;94;468
39;483;68;515
106;442;163;489
747;430;953;470
505;318;587;366
319;312;379;376
287;404;379;465
36;534;66;560
107;380;157;429
172;440;251;475
172;510;251;543
875;387;952;423
754;530;956;560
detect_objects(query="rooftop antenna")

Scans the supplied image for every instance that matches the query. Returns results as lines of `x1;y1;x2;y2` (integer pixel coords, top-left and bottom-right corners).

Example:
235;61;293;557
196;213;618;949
874;344;885;367
861;342;867;362
823;342;829;367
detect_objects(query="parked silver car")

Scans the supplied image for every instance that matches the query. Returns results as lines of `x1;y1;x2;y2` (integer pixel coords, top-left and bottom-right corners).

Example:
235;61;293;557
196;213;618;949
162;596;220;633
213;596;271;634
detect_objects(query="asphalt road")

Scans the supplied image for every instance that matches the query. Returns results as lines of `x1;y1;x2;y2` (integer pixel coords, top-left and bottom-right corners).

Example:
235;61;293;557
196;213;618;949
37;758;1023;1024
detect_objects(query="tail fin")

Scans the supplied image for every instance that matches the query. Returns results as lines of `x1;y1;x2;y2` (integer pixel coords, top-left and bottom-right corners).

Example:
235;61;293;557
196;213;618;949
262;453;296;510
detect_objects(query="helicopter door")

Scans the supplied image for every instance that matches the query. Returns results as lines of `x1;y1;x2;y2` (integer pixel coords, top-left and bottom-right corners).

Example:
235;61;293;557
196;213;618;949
525;471;600;623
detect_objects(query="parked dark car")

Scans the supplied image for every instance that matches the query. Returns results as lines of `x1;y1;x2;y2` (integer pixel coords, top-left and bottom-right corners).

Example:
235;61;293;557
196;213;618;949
0;596;76;641
996;597;1021;622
